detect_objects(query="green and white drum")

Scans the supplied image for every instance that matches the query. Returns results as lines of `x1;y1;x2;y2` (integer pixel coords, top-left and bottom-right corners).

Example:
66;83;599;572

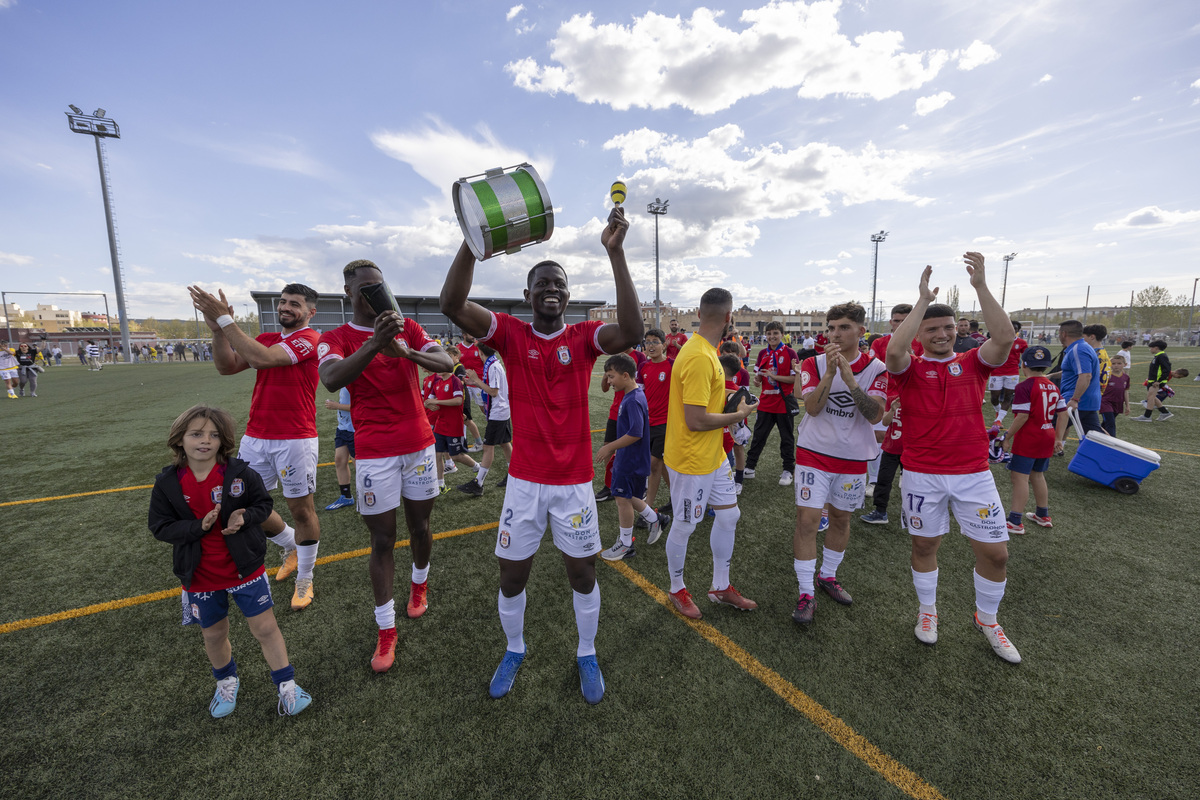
453;163;554;261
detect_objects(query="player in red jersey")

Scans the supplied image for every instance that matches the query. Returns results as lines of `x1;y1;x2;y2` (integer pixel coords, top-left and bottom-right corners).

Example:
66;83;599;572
790;303;887;626
317;260;453;673
664;319;689;360
885;256;1022;664
746;321;798;486
455;334;486;451
440;207;643;705
637;329;673;511
988;320;1028;426
1002;346;1061;533
719;339;751;493
189;283;322;613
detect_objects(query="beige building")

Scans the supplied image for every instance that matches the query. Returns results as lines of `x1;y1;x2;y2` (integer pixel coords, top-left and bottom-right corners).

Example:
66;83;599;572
588;301;684;331
30;304;84;333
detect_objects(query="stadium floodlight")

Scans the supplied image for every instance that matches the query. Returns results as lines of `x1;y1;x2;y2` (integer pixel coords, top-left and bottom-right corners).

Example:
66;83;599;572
869;231;888;334
647;198;670;330
65;105;132;362
1001;253;1017;307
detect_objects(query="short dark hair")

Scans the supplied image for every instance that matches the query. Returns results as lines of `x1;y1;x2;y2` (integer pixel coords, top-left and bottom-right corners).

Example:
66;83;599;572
1150;339;1167;350
604;353;637;378
764;321;784;334
718;354;741;377
1121;340;1134;348
958;317;971;323
826;302;866;325
1012;319;1022;332
924;304;956;320
281;283;319;307
527;260;566;288
343;259;380;277
969;321;980;331
1083;323;1108;339
168;404;237;468
890;304;913;316
645;328;665;342
718;340;742;356
699;288;733;312
477;341;496;358
1059;320;1084;338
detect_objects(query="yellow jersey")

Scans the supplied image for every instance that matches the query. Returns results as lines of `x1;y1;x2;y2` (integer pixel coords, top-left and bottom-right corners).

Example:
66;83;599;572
664;334;726;476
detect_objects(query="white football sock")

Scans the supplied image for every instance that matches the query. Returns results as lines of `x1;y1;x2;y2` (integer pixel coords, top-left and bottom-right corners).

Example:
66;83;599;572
476;467;489;485
666;519;695;593
709;506;740;591
498;590;526;653
639;505;659;523
794;558;817;595
912;567;939;607
412;562;429;584
974;570;1006;623
295;542;318;580
268;526;296;551
818;546;844;580
619;526;634;547
374;600;396;630
573;584;600;657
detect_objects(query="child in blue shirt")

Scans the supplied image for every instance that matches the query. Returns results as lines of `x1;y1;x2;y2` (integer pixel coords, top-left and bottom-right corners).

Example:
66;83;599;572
597;354;666;561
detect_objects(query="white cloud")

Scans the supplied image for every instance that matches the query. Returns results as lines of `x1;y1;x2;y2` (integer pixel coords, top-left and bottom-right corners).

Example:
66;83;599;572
914;91;954;116
955;40;999;70
1131;96;1141;101
370;116;552;199
506;4;523;21
820;267;839;275
837;250;852;259
808;259;840;267
1191;79;1200;89
1095;242;1118;247
0;1;14;9
506;2;969;114
0;251;33;265
1094;206;1200;230
1038;74;1053;84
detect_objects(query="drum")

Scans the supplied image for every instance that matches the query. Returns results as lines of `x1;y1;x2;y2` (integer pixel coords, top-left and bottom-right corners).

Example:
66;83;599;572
453;163;554;261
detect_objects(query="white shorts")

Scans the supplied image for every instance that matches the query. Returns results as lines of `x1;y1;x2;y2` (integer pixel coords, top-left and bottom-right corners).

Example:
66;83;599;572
668;462;737;527
495;477;602;560
467;386;486;407
987;375;1019;391
0;369;16;380
794;465;866;512
238;435;318;499
355;445;439;514
898;470;1009;543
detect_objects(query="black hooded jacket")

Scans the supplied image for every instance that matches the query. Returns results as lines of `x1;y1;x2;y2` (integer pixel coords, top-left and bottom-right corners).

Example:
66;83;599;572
148;458;274;590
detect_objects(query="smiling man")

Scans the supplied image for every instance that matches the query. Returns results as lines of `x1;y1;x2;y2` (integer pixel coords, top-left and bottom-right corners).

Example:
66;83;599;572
189;283;322;614
440;207;643;705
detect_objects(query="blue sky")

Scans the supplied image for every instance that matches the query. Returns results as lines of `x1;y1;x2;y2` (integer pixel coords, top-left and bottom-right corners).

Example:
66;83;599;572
2;0;1199;323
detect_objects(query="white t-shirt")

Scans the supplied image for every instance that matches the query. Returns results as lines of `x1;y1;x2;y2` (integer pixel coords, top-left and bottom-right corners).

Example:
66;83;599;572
485;357;510;421
802;336;816;350
1116;348;1132;369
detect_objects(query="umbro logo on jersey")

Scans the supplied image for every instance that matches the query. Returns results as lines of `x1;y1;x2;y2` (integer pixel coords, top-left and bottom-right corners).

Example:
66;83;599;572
527;349;540;359
827;392;855;409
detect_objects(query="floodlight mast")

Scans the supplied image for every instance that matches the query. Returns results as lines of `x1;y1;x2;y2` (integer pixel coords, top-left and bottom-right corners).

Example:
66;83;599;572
1001;253;1017;307
65;106;132;362
869;231;888;334
647;198;669;330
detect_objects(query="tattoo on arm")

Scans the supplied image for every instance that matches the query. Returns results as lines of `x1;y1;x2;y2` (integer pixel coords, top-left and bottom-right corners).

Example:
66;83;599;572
849;386;881;422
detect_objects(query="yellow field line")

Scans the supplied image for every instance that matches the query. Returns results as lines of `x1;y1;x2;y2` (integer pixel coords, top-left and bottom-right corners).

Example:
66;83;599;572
0;522;497;636
606;559;949;800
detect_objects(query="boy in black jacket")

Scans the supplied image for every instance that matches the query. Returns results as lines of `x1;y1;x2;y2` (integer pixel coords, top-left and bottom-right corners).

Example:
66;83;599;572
149;404;313;718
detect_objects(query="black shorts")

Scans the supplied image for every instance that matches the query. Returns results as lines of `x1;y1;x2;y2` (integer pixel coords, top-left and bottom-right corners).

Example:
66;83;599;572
462;388;473;420
648;423;667;459
334;428;355;458
484;418;512;446
434;432;466;456
604;419;618;444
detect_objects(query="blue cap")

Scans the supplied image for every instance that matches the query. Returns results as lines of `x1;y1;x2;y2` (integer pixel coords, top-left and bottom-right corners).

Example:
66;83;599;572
1023;346;1053;368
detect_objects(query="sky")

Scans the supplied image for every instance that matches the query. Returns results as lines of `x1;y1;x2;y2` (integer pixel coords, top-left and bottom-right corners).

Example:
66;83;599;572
2;0;1199;326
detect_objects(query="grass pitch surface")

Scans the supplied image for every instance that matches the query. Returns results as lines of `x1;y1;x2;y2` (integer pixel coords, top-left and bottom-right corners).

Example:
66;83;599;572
1;350;1198;799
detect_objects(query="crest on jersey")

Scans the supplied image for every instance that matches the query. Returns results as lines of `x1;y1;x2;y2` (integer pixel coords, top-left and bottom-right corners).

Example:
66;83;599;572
317;342;330;359
557;345;572;365
949;363;963;376
658;372;666;382
364;491;375;508
229;479;244;498
210;486;223;503
499;530;511;549
800;487;811;501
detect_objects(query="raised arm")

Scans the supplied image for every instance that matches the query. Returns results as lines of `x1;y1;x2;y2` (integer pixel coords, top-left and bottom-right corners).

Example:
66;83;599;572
189;287;295;372
966;252;1015;366
439;242;494;339
596;207;645;354
887;266;936;373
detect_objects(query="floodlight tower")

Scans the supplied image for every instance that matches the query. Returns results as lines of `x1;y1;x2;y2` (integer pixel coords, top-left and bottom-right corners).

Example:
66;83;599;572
65;106;132;362
869;230;888;334
647;198;669;330
1001;253;1017;307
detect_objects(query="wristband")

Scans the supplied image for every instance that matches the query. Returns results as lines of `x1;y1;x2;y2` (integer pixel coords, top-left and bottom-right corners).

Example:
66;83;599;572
216;314;235;329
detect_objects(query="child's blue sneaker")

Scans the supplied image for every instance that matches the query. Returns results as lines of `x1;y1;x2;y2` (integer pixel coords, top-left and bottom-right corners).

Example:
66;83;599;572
277;680;312;716
577;654;605;705
489;649;526;699
324;495;355;510
209;676;239;718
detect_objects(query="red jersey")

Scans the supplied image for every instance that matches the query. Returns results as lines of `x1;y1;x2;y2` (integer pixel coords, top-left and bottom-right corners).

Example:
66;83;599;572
245;328;319;440
637;358;673;425
1010;376;1060;458
432;375;465;436
458;342;485;381
870;333;923;363
735;367;750;388
421;373;439;429
881;382;903;455
665;331;689;360
754;344;798;414
607;350;647;421
180;465;265;591
317;319;437;460
815;333;828;348
889;349;999;475
722;379;737;454
482;312;606;485
994;337;1028;378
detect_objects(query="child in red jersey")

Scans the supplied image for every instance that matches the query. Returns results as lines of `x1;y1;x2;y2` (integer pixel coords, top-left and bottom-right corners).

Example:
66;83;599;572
148;405;311;718
1002;347;1061;533
425;369;480;493
719;341;751;492
638;329;674;511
